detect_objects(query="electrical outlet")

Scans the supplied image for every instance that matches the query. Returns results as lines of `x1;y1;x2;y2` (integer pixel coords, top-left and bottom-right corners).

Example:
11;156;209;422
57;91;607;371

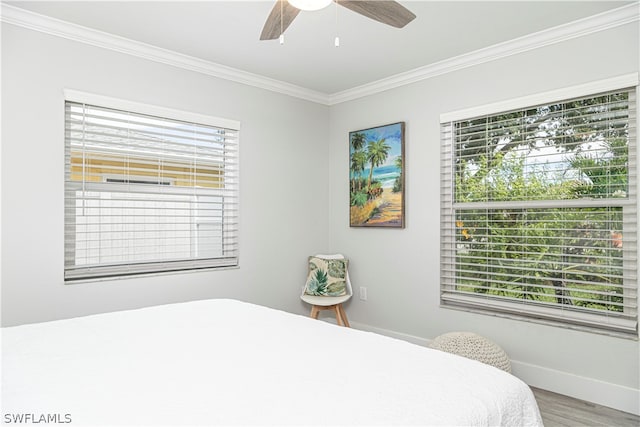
359;287;368;301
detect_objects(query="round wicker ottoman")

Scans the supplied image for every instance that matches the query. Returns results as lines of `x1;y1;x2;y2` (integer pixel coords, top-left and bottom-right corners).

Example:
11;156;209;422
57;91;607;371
430;332;512;373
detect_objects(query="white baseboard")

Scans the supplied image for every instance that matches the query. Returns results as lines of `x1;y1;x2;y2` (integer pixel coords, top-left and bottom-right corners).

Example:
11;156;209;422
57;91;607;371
512;360;640;416
349;320;432;347
349;320;639;416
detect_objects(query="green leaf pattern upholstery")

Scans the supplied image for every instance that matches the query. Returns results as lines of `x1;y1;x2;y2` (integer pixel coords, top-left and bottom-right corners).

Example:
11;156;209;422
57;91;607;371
304;256;348;297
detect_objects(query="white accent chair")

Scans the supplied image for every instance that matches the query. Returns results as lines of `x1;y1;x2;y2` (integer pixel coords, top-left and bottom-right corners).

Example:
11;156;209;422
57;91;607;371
300;254;353;327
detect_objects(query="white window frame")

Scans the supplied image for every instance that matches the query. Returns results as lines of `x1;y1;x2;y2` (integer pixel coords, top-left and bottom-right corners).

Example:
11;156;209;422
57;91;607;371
439;74;638;337
64;90;240;281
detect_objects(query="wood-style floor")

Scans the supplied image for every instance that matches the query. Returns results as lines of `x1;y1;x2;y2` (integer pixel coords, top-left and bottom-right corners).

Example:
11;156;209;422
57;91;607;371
532;387;640;426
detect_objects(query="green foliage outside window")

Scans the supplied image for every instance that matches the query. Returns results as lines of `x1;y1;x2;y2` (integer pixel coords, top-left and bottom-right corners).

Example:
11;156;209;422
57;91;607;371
453;92;629;313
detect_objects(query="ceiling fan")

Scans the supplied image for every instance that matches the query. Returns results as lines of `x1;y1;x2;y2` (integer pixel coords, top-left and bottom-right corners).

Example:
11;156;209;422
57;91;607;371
260;0;416;41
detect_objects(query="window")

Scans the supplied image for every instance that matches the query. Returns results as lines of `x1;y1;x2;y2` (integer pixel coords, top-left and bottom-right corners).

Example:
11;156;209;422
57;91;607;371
440;76;637;336
64;92;239;281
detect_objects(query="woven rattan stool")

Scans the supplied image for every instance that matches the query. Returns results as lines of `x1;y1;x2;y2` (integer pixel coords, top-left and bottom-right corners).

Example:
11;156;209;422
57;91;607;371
430;332;512;373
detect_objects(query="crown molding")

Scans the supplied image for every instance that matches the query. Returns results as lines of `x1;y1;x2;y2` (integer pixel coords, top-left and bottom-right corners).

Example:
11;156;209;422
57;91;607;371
328;2;640;105
2;3;638;106
0;3;331;105
440;72;638;123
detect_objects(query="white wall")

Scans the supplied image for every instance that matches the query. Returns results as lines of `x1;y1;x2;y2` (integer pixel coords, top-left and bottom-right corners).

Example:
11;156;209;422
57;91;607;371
1;23;330;326
328;22;639;414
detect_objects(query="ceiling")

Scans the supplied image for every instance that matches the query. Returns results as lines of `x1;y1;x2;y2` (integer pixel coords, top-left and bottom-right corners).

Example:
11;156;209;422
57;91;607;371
5;1;635;95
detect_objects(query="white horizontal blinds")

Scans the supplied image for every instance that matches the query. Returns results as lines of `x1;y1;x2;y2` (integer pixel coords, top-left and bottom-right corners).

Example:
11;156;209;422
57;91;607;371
64;101;239;280
440;86;637;335
454;91;634;202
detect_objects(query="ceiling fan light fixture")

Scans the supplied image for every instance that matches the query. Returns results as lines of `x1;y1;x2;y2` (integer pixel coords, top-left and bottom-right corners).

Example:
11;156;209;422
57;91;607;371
261;0;416;41
288;0;332;12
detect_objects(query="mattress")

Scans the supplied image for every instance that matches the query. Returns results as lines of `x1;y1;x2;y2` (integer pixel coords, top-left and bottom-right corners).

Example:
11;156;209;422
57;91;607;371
2;299;543;426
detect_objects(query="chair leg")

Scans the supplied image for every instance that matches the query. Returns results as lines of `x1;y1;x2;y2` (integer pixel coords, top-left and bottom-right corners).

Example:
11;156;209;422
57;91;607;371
309;304;350;327
310;305;320;319
337;304;350;327
333;305;345;326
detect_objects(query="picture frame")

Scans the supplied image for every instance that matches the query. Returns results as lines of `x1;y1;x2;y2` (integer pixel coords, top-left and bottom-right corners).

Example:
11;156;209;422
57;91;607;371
349;122;405;228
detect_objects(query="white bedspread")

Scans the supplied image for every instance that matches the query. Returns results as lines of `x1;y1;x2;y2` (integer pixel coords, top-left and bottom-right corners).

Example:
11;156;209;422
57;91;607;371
2;299;542;426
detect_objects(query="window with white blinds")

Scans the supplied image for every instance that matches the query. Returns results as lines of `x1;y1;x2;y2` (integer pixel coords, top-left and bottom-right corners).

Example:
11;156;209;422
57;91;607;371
440;78;637;336
64;94;239;281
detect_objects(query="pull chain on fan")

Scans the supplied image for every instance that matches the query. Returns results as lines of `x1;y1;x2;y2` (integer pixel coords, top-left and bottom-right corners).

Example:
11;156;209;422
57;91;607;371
334;0;340;47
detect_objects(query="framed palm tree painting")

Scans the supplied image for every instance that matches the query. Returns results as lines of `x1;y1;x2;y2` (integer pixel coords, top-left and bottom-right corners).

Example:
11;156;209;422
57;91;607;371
349;122;405;228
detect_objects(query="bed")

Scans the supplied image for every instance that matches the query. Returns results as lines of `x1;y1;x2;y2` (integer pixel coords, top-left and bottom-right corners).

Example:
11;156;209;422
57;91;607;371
2;299;542;426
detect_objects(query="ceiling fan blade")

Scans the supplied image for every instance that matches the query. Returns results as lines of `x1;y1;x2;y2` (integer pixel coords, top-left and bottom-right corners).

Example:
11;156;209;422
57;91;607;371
260;0;301;40
337;1;416;28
